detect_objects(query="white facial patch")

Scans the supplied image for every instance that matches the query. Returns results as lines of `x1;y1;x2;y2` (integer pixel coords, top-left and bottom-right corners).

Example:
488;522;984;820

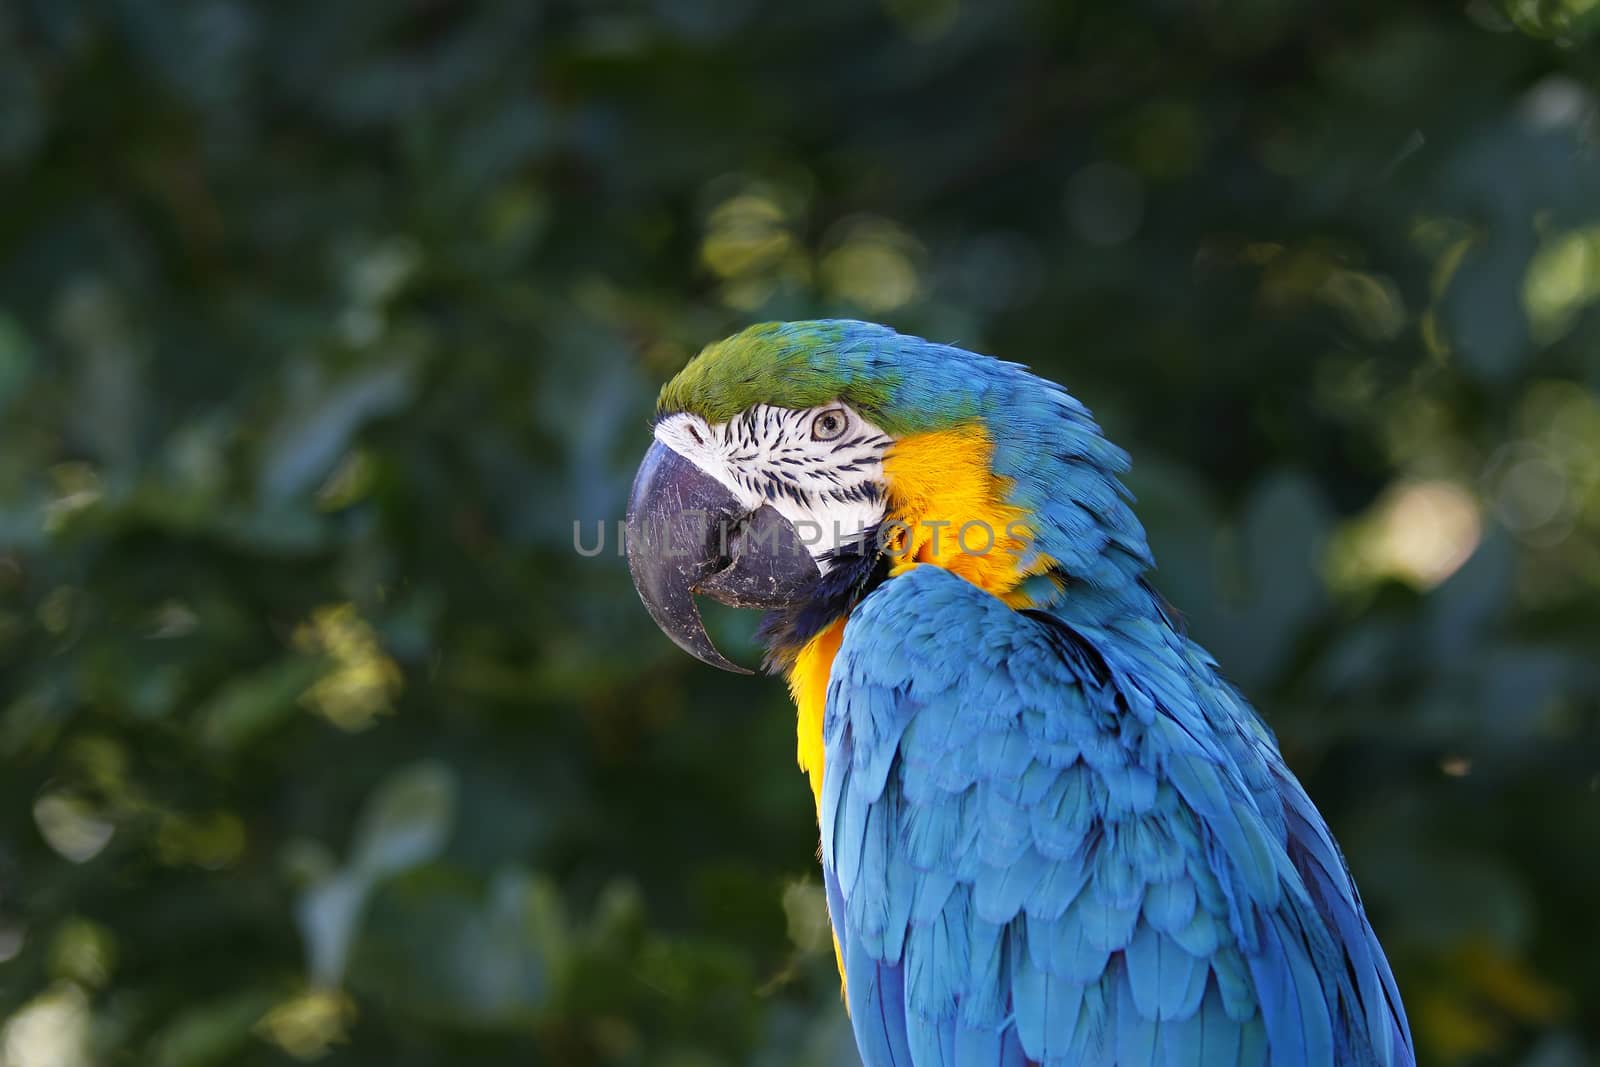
654;403;892;569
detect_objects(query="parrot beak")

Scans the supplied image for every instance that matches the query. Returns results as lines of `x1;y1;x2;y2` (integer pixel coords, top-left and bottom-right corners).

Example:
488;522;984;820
625;440;821;674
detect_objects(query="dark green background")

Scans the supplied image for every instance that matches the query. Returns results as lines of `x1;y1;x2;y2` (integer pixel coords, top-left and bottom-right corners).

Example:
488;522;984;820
2;1;1599;1065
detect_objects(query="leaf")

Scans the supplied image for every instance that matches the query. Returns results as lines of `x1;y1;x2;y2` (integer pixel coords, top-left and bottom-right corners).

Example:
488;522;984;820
348;868;554;1025
348;761;458;881
197;658;325;752
295;871;368;989
150;990;276;1067
1227;470;1333;685
1440;239;1535;381
260;361;416;502
1424;530;1513;659
781;879;832;955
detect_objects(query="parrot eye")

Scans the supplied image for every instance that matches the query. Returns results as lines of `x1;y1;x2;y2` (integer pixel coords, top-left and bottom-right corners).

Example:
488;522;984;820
811;408;847;442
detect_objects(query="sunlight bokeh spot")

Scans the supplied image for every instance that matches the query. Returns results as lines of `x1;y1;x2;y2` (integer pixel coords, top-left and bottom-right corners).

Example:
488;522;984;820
821;218;920;312
1518;383;1600;520
255;990;356;1062
32;792;113;865
0;924;25;964
700;193;793;280
1491;448;1569;534
698;177;814;310
42;463;101;535
157;810;247;870
293;604;402;732
1521;75;1595;129
1328;480;1482;591
0;983;91;1067
1319;269;1408;341
47;920;116;989
1524;224;1600;343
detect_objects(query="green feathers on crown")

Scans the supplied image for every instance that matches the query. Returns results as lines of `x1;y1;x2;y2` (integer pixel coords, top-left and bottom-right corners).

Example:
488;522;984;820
656;320;901;426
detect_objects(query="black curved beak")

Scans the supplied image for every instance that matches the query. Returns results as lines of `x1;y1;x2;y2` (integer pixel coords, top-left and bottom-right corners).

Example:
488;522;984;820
625;440;821;673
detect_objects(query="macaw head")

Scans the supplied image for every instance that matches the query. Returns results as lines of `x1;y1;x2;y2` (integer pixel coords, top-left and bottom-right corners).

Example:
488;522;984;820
626;319;1152;672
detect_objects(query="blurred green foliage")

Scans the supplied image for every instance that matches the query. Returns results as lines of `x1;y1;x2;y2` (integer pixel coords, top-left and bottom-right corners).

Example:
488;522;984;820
2;1;1599;1065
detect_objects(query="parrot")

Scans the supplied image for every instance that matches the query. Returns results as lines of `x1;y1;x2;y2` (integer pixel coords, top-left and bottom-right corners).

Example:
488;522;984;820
624;319;1413;1067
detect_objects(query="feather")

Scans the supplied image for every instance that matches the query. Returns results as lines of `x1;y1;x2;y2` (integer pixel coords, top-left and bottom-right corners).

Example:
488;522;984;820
953;1022;1027;1067
1163;981;1244;1067
904;885;970;1022
845;951;914;1067
1249;913;1335;1066
976;725;1034;784
906;1010;953;1067
1009;945;1086;1062
960;916;1007;1026
1065;872;1143;953
976;785;1033;868
1125;919;1209;1020
1025;911;1112;983
902;787;967;871
1280;768;1413;1066
1115;963;1160;1064
853;682;918;799
833;765;871;897
1143;876;1197;935
1028;761;1095;860
973;846;1047;924
910;867;957;924
1024;854;1091;922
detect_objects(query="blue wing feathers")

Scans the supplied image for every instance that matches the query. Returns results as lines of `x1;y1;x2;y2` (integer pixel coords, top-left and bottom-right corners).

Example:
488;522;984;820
904;892;963;1020
821;565;1412;1066
955;1021;1029;1067
1028;909;1111;983
1279;769;1413;1067
1115;962;1161;1065
976;788;1033;869
851;955;915;1067
833;755;868;893
902;785;963;867
1024;855;1089;923
973;845;1047;924
1248;914;1324;1065
1170;894;1225;961
1125;920;1209;1020
1030;763;1095;860
961;915;1008;1026
1066;876;1142;953
1143;876;1197;935
1210;945;1259;1023
853;682;917;797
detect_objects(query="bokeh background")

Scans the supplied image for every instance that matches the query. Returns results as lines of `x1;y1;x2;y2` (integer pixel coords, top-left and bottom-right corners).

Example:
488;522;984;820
2;2;1600;1065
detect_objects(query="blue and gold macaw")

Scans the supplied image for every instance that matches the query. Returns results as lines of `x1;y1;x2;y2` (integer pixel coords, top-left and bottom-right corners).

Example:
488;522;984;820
625;320;1413;1066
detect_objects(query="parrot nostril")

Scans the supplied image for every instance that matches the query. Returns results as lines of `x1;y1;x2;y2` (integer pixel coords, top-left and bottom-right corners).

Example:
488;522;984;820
699;514;745;579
